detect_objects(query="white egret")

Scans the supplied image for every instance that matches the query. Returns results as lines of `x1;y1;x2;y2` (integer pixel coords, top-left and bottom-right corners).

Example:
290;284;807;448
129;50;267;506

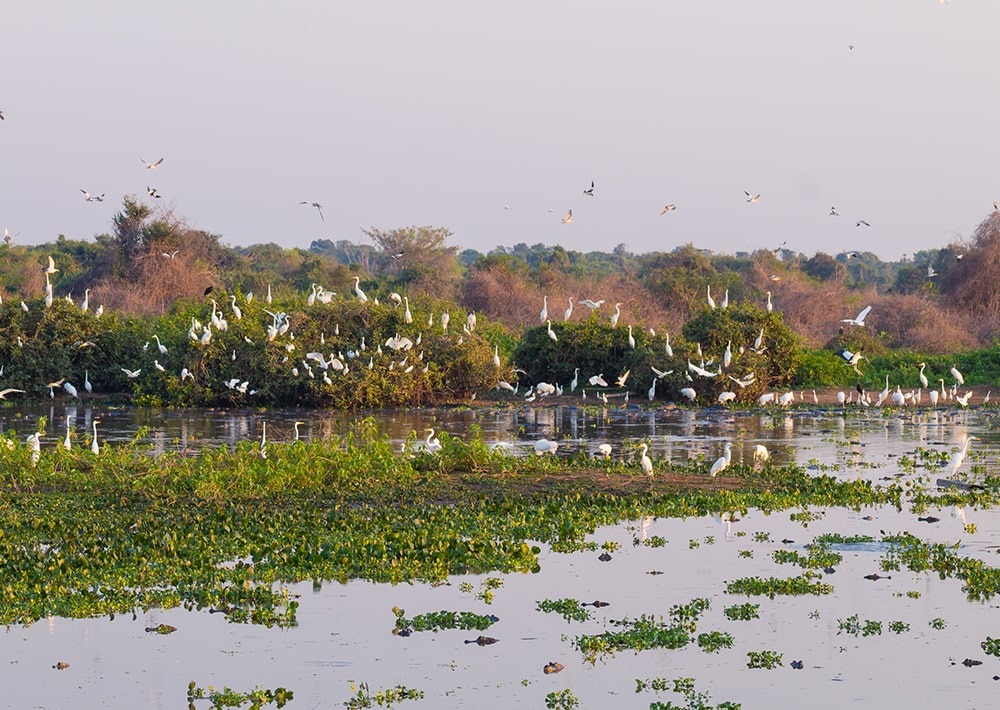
563;297;573;322
718;391;736;404
706;285;715;310
723;341;732;369
534;439;558;456
579;298;604;310
765;291;773;313
929;389;939;406
664;332;673;357
918;362;928;389
425;428;442;453
611;303;622;328
710;442;733;477
752;444;769;465
616;369;630;387
547;319;558;342
841;305;872;327
679;387;696;401
589;374;608;387
570;368;579;392
539;296;548;322
84;370;92;393
90;421;100;455
639;443;653;476
259;422;268;459
441;312;450;333
27;432;41;466
63;415;72;450
63;381;78;398
81;288;90;312
403;296;413;324
0;388;25;400
493;345;501;367
152;334;168;354
956;391;973;408
947;435;978;477
353;276;368;303
950;365;965;386
293;421;305;442
648;379;657;401
597;443;612;459
627;325;635;349
44;255;59;275
230;295;242;321
721;289;729;309
121;368;141;379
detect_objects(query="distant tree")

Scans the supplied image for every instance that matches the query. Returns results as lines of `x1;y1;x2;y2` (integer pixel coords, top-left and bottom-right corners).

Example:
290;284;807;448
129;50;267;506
803;252;843;282
362;226;460;298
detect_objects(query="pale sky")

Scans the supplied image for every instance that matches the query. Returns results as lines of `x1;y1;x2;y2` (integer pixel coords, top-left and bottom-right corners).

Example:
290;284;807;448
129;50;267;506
2;1;999;260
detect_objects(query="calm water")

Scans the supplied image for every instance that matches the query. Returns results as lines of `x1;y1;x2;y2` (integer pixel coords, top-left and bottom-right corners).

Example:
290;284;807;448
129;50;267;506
2;403;999;708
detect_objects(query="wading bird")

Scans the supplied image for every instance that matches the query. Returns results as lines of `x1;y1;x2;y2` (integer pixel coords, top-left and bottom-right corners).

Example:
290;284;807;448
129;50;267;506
639;443;653;476
710;442;733;477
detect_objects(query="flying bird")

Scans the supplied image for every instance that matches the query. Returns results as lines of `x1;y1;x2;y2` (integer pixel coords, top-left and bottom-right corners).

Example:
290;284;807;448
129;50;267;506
830;206;839;216
141;157;164;169
841;305;872;327
0;388;25;400
147;186;161;199
660;204;677;214
927;264;938;278
80;189;105;202
856;220;871;227
44;255;59;274
162;250;179;259
300;201;324;221
0;110;4;120
583;181;594;196
561;209;573;224
744;191;760;203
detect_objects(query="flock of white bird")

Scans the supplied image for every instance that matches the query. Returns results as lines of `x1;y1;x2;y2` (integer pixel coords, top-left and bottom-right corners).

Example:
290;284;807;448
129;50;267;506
4;252;989;480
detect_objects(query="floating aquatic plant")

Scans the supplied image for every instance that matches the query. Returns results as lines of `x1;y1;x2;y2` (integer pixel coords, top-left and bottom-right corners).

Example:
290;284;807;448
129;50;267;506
342;683;424;709
535;598;591;623
391;607;498;635
746;650;783;669
723;603;760;621
187;681;292;709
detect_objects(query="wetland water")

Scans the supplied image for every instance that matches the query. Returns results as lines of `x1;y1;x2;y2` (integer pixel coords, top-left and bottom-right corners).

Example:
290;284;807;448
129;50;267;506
3;403;1000;708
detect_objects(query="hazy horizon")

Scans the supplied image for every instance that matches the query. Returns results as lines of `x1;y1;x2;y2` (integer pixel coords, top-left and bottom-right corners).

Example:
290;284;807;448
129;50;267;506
3;1;998;260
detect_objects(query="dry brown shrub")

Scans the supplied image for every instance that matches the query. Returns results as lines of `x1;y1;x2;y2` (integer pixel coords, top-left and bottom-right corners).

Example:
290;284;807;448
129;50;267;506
939;211;1000;339
872;294;978;353
90;247;216;315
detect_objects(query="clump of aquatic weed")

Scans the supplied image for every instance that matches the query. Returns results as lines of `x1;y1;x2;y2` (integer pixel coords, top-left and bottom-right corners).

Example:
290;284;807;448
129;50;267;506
342;682;424;709
544;689;580;709
572;599;710;664
746;650;783;670
391;607;498;636
187;681;292;709
725;574;833;599
536;598;592;623
723;603;760;621
636;677;742;709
